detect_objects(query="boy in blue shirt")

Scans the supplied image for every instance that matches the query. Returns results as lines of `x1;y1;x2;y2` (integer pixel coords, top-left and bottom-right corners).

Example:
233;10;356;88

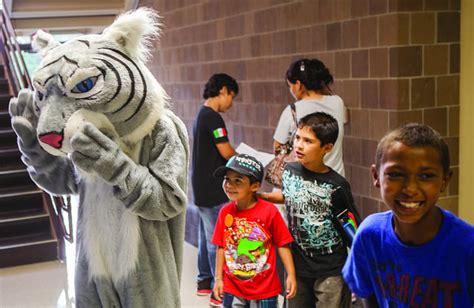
343;123;474;307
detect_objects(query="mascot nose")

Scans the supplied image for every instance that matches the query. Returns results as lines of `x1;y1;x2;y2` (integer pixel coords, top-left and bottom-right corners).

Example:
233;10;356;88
39;132;63;149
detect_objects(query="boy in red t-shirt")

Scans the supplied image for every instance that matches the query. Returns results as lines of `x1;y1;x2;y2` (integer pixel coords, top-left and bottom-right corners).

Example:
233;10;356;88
212;154;296;307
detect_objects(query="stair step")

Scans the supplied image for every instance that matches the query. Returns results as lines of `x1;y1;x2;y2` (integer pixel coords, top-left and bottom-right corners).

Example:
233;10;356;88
0;191;43;213
0;233;58;268
0;211;48;223
0;185;41;198
0;232;55;249
0;110;11;128
0;128;17;149
0;169;37;192
0;213;51;239
0;147;24;172
0;93;10;107
0;79;8;93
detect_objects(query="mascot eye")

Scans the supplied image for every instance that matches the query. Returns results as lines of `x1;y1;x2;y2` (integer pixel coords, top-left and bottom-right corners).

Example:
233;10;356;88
37;91;44;101
72;76;98;93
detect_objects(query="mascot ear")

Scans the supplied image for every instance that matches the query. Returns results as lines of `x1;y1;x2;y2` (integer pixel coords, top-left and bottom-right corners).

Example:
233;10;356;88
101;7;161;63
31;30;61;57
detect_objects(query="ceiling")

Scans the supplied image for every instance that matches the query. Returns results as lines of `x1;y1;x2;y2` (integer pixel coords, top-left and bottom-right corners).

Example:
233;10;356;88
4;0;138;35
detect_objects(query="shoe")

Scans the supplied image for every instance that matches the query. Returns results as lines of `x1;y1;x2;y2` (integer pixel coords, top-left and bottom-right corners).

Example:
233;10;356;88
209;293;222;307
196;278;212;296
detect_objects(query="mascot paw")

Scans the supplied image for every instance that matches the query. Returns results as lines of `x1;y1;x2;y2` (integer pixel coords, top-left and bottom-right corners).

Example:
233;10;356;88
9;89;40;147
63;109;120;154
70;123;131;182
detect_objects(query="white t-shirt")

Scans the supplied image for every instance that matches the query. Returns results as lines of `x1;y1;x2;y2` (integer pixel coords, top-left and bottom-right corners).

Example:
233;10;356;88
273;95;346;176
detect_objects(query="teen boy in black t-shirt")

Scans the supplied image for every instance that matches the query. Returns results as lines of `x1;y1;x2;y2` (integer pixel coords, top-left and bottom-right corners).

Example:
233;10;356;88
191;73;238;306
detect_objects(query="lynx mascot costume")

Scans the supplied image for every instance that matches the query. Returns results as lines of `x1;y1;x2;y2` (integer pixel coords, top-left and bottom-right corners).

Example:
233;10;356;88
9;8;189;307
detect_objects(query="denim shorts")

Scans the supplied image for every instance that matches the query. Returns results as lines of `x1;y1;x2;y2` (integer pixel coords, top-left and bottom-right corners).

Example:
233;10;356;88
223;293;278;308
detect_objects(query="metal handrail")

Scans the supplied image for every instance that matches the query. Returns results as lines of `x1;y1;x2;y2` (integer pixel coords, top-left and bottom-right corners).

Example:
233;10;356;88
0;7;31;93
0;5;74;256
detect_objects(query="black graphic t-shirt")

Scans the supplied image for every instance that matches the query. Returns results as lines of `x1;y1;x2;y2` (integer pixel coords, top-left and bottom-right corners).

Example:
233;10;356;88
282;162;355;278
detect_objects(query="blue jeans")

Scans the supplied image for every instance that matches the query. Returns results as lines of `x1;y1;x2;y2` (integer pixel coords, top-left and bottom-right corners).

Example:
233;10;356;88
197;204;224;284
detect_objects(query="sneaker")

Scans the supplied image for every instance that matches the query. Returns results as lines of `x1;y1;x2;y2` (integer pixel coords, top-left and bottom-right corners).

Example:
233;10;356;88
196;278;212;296
209;293;222;307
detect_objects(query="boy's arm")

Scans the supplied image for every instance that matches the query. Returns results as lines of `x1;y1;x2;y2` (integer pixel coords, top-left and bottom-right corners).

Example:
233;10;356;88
277;245;297;299
216;141;236;160
213;246;226;301
258;191;285;203
339;182;362;225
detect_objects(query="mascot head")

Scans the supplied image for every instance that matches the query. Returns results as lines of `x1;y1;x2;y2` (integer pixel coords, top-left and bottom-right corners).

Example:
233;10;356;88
31;8;167;156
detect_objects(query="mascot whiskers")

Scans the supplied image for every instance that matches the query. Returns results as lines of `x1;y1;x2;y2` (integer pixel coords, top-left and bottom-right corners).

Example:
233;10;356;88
9;8;189;307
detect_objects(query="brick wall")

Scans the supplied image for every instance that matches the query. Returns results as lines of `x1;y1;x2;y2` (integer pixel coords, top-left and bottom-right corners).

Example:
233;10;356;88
140;0;460;217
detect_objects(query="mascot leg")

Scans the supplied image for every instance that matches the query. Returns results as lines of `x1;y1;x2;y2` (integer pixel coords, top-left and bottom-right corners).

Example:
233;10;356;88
74;254;121;307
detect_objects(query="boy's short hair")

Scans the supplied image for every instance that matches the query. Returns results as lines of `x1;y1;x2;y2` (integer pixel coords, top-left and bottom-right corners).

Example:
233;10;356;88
214;154;264;183
375;123;450;175
298;112;339;146
202;73;239;99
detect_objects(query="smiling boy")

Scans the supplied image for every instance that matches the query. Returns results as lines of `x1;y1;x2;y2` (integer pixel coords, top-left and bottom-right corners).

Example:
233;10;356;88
212;154;296;308
342;123;474;307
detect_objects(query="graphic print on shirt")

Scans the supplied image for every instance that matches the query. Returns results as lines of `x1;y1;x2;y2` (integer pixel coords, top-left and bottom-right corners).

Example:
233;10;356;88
223;214;271;280
282;169;342;257
370;260;463;307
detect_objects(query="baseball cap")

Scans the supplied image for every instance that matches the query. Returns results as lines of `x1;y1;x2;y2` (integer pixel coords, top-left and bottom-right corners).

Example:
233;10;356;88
214;154;264;182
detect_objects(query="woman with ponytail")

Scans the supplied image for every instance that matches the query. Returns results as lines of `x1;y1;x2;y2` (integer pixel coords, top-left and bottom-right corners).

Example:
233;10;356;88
273;58;346;176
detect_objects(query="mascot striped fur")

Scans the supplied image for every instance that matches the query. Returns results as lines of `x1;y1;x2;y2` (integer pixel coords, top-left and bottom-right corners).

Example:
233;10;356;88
9;8;189;307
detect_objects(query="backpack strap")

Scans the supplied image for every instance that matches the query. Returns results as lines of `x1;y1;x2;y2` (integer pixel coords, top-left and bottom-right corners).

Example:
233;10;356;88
290;103;297;126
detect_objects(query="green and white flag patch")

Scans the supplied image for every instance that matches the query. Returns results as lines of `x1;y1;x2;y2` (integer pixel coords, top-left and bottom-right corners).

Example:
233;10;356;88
213;128;227;139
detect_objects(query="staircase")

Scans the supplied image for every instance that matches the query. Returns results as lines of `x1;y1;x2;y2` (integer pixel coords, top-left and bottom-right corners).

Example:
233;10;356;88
0;57;61;267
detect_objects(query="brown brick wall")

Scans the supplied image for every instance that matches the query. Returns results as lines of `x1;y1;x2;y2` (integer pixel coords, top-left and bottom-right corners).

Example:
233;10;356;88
141;0;460;216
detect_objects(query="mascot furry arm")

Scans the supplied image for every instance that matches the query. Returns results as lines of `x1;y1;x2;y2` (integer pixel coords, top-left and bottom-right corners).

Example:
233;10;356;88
9;8;189;308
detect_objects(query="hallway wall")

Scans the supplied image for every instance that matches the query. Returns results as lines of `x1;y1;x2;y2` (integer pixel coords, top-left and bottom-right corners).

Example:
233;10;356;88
141;0;461;218
460;0;474;224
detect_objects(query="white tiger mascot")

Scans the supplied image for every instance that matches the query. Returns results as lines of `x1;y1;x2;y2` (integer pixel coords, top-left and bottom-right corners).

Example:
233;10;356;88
9;8;188;308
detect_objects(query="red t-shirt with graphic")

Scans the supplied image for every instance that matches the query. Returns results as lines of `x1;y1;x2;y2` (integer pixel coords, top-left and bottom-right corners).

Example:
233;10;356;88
212;198;293;300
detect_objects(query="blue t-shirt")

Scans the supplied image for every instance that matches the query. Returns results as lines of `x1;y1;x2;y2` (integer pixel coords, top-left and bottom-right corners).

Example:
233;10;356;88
342;208;474;307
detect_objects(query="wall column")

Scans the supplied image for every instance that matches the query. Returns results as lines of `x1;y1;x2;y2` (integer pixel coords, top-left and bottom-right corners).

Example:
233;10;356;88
459;0;474;224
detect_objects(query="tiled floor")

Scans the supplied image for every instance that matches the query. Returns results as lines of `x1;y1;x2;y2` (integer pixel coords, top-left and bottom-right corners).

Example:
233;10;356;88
0;241;363;308
0;240;210;308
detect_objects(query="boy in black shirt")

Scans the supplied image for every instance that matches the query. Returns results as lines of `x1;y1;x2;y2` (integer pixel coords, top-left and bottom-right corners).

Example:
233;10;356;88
261;112;360;308
191;73;238;306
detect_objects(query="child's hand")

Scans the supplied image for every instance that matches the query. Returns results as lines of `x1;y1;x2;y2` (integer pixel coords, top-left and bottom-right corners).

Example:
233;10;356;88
213;279;224;302
285;274;297;299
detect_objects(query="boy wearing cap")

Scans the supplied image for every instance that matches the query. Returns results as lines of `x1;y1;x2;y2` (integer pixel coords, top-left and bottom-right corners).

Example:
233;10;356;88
212;154;297;308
